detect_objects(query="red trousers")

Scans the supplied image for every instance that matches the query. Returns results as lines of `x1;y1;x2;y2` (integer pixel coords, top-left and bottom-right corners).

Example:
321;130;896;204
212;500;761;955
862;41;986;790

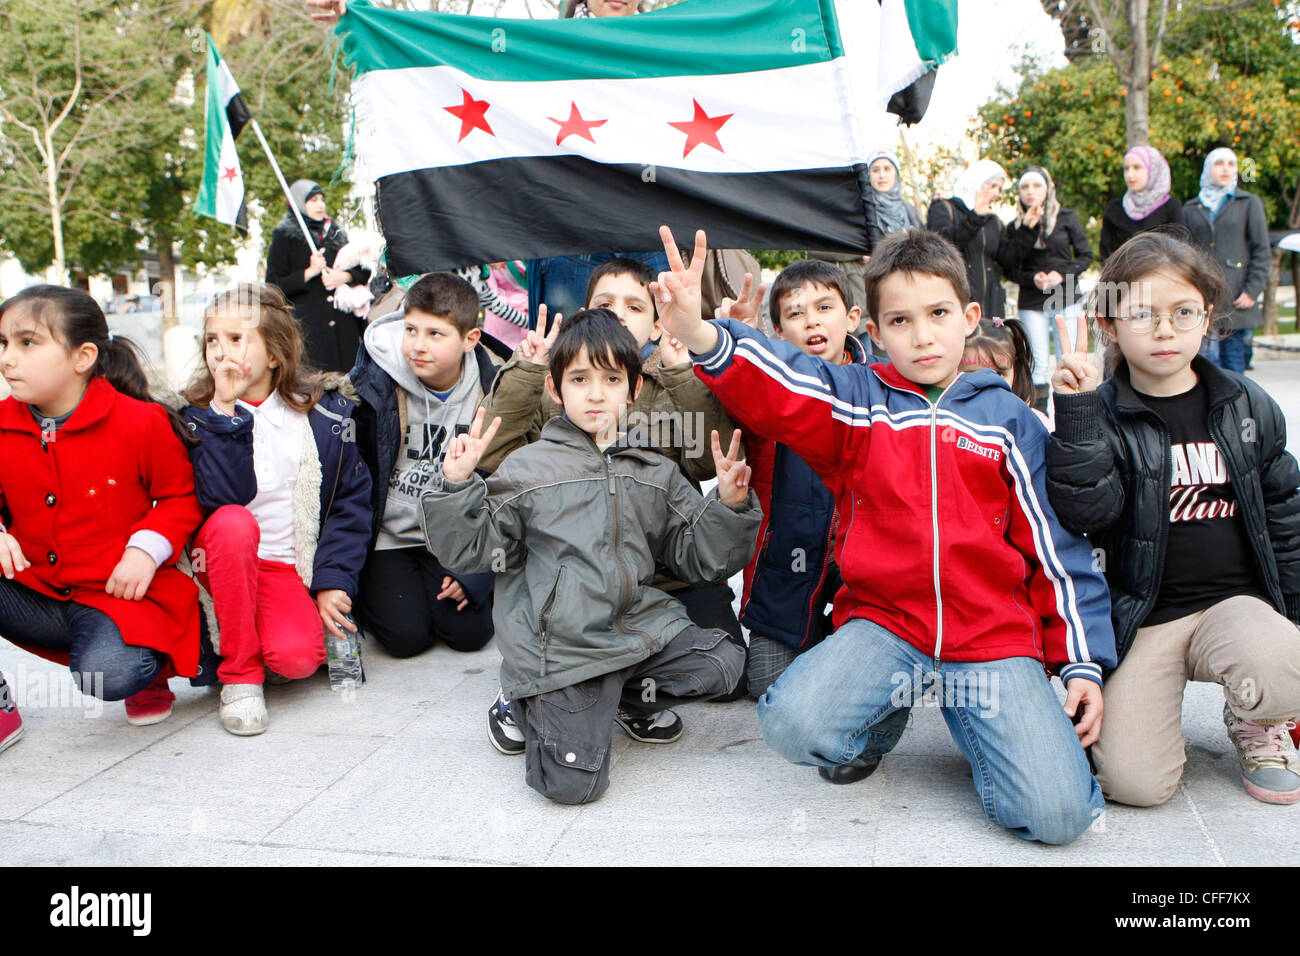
194;505;325;685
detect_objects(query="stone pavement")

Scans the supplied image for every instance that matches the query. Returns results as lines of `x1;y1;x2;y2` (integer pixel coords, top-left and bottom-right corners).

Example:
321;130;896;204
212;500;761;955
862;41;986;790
5;361;1300;866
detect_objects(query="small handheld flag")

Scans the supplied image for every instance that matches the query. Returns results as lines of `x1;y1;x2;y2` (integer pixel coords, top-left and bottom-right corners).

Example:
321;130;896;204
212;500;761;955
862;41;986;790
196;37;251;236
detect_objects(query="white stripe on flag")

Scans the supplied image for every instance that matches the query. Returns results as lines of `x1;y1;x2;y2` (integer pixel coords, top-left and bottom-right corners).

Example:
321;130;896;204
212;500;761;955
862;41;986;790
214;124;244;225
354;61;870;181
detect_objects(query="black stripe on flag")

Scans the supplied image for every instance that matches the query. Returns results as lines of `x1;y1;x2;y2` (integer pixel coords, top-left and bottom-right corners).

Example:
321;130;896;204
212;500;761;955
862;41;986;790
234;197;249;238
226;92;251;140
374;156;871;275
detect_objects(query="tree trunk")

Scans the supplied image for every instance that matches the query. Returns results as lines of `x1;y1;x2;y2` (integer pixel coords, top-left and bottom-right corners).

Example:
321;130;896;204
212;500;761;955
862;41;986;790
1125;0;1151;148
44;129;68;285
155;233;179;333
1262;246;1283;335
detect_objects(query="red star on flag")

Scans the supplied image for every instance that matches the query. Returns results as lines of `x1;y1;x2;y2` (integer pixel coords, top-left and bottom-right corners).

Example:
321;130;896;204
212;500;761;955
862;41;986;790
667;99;733;158
221;165;240;182
444;89;494;142
548;101;607;146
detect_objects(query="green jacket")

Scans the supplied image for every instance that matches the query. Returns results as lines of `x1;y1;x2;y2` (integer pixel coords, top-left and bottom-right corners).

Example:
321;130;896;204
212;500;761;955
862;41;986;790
420;416;761;699
475;345;739;483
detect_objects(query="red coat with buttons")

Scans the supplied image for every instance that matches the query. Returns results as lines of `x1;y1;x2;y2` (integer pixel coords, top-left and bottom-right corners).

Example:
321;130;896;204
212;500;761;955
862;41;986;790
0;376;205;676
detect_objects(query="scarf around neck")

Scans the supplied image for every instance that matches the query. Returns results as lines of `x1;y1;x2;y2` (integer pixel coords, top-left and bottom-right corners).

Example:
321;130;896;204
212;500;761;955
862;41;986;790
866;149;913;235
1198;147;1238;220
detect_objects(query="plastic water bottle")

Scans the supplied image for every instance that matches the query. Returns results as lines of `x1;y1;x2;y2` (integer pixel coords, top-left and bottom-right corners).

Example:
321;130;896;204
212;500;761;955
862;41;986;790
326;616;364;695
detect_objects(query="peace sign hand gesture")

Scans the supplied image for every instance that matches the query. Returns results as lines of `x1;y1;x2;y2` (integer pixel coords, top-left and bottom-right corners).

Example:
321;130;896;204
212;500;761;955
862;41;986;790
518;304;562;368
712;429;751;506
1051;312;1099;395
649;225;717;354
442;408;503;483
213;336;252;414
715;272;767;329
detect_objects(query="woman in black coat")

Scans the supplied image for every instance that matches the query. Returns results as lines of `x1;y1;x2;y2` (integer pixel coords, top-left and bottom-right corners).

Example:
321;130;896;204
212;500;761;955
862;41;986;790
1099;146;1182;262
265;179;371;372
926;159;1016;321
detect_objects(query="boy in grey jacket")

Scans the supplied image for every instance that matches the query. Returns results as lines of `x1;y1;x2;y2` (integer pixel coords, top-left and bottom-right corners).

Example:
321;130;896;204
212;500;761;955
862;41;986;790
421;310;759;804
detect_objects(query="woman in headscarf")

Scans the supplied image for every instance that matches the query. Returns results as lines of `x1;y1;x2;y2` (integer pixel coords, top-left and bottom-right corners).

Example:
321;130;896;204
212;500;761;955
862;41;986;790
1099;146;1182;262
265;179;371;373
1005;165;1093;409
926;159;1016;321
865;149;922;247
563;0;638;16
1182;147;1271;373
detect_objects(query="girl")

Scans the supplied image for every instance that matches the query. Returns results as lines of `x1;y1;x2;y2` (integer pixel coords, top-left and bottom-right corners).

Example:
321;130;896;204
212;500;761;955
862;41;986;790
958;316;1047;426
1099;146;1182;263
0;286;204;736
1048;231;1300;806
182;283;372;736
1007;166;1093;410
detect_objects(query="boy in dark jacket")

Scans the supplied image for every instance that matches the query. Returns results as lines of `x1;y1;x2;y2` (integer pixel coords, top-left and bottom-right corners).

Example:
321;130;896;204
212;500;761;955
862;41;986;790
422;310;758;804
349;272;508;659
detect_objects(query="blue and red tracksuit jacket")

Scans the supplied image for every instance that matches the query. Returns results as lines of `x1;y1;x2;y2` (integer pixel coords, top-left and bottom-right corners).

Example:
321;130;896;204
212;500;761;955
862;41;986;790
740;333;868;651
696;320;1116;686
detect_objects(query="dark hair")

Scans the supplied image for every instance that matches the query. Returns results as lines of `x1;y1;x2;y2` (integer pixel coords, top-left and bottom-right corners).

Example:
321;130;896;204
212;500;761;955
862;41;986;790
1087;229;1228;372
184;282;327;414
769;260;853;328
862;229;971;322
583;257;657;308
548;308;642;394
965;318;1035;406
404;271;481;336
0;284;192;445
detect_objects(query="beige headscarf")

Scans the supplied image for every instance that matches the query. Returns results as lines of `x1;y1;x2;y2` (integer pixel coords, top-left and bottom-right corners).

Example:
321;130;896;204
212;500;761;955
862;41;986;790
1015;166;1060;248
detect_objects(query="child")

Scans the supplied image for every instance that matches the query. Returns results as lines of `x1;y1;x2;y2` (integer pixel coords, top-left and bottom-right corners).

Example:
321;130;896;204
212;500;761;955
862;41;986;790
182;283;372;736
1048;231;1300;805
0;285;204;734
654;226;1117;845
477;257;745;755
350;271;507;659
422;309;757;804
959;317;1048;427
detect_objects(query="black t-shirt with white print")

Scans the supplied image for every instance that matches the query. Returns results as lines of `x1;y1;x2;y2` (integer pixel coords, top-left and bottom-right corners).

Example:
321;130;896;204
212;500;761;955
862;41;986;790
1137;379;1266;627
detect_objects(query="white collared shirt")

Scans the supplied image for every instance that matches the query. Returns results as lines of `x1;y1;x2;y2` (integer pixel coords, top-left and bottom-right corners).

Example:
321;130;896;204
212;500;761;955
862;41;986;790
235;390;308;563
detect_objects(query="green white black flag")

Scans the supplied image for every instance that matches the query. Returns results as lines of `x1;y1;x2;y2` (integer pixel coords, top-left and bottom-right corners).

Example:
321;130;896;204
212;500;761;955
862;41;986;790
196;37;251;235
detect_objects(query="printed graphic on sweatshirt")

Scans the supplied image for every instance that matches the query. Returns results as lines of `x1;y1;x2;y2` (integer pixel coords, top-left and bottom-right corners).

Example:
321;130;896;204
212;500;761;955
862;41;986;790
391;422;466;498
1168;441;1237;523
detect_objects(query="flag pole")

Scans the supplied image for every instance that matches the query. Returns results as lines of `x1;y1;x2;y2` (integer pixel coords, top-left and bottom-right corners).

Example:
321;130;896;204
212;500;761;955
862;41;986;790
249;118;320;256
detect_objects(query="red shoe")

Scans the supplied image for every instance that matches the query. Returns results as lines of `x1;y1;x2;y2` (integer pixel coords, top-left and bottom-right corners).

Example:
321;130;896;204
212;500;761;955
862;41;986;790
0;678;23;754
125;672;175;726
1292;723;1300;750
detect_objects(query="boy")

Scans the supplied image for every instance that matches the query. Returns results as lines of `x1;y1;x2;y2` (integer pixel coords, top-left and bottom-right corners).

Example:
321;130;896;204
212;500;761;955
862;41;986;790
734;260;911;784
421;310;758;804
477;258;746;755
653;226;1117;845
349;271;510;659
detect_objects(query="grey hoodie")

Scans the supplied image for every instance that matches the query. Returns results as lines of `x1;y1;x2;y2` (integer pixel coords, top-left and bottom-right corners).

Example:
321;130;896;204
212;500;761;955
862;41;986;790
364;308;484;550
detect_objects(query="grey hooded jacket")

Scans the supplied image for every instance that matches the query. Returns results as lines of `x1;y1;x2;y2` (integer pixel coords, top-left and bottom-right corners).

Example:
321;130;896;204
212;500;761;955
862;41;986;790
420;415;761;699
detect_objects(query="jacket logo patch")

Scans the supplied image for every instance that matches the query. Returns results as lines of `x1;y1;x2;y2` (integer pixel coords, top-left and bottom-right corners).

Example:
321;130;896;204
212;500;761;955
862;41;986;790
955;435;1002;462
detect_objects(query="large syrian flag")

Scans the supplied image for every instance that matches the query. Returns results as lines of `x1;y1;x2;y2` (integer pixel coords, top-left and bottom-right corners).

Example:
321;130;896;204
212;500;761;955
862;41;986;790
195;37;251;236
338;0;953;276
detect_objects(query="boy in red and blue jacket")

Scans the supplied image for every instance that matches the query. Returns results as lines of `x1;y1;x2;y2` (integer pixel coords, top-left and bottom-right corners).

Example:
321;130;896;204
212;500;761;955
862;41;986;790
652;227;1116;845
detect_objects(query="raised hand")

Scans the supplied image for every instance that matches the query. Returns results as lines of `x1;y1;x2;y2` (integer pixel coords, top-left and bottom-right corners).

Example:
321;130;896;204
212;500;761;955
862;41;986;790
711;429;751;506
442;407;503;483
213;335;252;413
1050;311;1099;395
657;334;691;368
306;0;346;21
1022;203;1042;228
715;271;767;328
648;225;713;353
518;304;562;368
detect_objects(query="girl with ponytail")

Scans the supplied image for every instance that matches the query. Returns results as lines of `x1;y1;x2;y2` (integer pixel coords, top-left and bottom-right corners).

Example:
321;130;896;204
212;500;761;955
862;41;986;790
0;285;205;751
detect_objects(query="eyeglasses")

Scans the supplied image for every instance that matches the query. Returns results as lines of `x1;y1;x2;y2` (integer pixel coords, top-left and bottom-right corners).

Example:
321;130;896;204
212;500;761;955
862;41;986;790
1113;308;1207;334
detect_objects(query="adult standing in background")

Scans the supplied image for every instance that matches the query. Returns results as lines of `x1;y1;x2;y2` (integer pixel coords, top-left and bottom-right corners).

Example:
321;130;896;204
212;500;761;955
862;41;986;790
1099;146;1182;263
1006;166;1092;410
265;179;371;373
563;0;638;15
1182;147;1271;374
926;159;1015;321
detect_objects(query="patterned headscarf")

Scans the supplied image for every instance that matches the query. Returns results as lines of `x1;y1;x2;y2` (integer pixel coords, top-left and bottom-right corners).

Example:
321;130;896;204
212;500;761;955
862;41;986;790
952;160;1008;212
1198;147;1238;220
1015;166;1060;248
866;149;913;236
1121;146;1172;220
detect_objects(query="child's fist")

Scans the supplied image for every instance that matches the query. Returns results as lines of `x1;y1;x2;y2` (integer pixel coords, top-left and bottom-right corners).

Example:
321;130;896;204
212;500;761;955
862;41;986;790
1064;677;1104;748
712;429;751;507
106;547;158;601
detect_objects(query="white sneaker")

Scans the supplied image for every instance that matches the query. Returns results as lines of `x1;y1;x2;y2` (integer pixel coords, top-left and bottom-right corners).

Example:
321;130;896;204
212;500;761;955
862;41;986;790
220;683;268;736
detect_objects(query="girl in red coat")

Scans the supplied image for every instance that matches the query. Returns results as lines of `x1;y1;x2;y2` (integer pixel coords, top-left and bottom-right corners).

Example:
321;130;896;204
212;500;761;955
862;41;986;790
0;286;204;751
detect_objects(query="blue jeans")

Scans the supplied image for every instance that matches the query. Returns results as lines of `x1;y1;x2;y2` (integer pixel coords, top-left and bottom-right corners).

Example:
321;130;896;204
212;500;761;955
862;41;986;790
0;578;163;700
527;251;669;327
758;618;1104;845
1215;328;1254;373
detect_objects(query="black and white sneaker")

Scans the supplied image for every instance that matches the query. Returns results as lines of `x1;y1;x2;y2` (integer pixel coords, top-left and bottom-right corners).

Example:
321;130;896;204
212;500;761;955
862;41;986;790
615;708;683;744
488;691;525;756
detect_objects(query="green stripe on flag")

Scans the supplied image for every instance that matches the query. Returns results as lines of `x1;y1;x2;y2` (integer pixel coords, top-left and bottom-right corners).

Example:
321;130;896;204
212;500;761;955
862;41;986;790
336;0;844;81
902;0;958;66
195;40;227;220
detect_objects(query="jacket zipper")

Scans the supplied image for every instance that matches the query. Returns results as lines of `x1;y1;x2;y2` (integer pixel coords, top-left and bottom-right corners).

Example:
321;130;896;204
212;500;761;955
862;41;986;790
802;509;837;648
606;452;636;649
538;566;566;677
929;396;944;671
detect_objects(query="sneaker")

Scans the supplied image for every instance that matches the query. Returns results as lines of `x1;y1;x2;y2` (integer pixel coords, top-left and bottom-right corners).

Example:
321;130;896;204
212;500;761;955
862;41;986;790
0;676;23;754
1223;703;1300;805
615;708;683;744
124;672;175;726
818;753;882;785
487;691;524;756
220;683;268;736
